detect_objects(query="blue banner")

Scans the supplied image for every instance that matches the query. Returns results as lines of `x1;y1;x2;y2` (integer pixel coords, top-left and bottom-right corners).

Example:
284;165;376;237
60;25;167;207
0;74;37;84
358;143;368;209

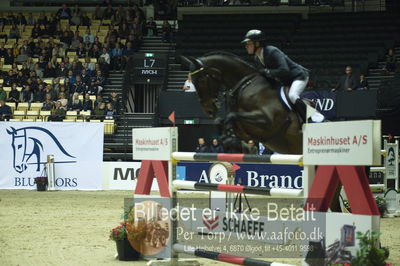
177;162;303;189
301;90;336;120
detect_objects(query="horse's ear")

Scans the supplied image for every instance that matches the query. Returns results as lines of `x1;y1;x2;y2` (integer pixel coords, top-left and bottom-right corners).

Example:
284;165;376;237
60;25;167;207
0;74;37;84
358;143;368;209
6;127;16;135
180;55;194;71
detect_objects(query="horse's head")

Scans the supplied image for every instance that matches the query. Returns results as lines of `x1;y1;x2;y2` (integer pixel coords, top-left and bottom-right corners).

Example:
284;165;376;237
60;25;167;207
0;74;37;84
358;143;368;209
181;55;224;117
7;127;27;173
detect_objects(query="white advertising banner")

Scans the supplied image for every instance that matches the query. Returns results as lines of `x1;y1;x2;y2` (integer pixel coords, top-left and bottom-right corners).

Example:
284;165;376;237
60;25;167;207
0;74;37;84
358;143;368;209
103;162;159;191
0;122;104;190
384;142;398;181
132;127;178;161
303;120;381;165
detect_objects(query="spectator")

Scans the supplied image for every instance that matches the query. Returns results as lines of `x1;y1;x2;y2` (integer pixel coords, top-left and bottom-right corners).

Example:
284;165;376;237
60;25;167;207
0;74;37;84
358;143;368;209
4;48;14;65
58;92;68;110
82;93;93;111
33;63;44;78
182;73;196;92
83;29;95;44
56;62;69;78
0;85;7;102
105;103;115;120
21;85;34;103
7;83;20;103
69;92;82;111
72;75;87;95
81;69;91;85
15;13;27;25
93;5;103;20
70;31;83;50
66;70;76;85
56;4;72;20
94;95;104;109
83;57;95;73
100;47;111;65
210;138;224;153
111;9;123;26
89;44;101;59
71;60;83;76
44;84;57;101
108;92;121;114
161;20;172;42
111;43;123;70
15;71;26;87
0;43;7;57
48;101;65;121
145;17;157;37
26;13;35;25
242;140;258;154
0;100;12;121
70;4;82;26
357;74;369;90
9;24;20;39
44;62;57;78
122;42;134;69
4;70;16;86
58;84;70;100
60;31;72;47
93;102;106;120
37;12;47;25
195;138;209;152
103;4;115;20
332;66;358;92
91;70;105;93
33;84;46;103
384;49;398;74
42;93;55;111
15;48;29;64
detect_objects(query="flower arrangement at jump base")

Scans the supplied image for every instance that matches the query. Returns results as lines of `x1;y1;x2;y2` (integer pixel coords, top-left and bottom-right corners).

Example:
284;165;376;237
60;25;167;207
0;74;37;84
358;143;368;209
109;207;147;261
34;176;48;191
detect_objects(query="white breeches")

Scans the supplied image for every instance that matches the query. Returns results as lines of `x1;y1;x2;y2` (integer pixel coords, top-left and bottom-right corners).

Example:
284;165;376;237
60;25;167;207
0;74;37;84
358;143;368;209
288;77;309;104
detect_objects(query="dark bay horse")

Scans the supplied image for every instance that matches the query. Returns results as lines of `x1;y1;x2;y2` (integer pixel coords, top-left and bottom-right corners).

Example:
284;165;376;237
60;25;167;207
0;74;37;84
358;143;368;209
182;53;302;154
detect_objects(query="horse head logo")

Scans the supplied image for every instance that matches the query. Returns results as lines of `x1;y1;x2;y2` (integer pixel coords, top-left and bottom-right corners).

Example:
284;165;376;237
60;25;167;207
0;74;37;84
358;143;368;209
387;147;395;166
7;126;76;173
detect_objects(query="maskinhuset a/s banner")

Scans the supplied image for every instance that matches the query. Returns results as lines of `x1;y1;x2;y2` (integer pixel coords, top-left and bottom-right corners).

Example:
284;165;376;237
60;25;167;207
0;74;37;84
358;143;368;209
0;122;104;190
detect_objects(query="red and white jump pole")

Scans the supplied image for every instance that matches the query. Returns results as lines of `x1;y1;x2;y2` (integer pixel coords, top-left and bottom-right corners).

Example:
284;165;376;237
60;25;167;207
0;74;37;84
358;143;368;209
173;244;294;266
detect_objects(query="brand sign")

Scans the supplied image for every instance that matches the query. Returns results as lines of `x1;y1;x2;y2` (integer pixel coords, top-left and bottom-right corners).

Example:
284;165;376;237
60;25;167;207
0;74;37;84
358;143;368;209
103;162;159;190
0;122;103;190
132;127;178;161
303;120;381;165
385;142;398;181
301;90;336;119
177;162;303;189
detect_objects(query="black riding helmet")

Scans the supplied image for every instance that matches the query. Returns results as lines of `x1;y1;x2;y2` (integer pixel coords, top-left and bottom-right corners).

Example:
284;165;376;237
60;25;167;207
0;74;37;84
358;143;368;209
241;29;266;44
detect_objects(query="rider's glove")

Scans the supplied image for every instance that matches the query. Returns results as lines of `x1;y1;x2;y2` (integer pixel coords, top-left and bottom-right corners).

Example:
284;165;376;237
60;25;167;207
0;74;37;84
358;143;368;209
259;68;272;78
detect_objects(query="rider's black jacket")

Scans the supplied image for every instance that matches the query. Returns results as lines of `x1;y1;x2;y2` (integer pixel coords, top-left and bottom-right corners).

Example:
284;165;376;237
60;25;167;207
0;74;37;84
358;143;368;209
253;45;309;86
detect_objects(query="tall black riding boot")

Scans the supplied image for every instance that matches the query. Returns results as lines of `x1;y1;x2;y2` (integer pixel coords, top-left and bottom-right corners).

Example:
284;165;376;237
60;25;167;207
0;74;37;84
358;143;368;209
294;99;307;122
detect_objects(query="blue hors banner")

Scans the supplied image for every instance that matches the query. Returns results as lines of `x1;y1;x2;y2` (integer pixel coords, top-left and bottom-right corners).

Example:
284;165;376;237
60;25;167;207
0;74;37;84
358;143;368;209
0;122;104;190
178;162;303;189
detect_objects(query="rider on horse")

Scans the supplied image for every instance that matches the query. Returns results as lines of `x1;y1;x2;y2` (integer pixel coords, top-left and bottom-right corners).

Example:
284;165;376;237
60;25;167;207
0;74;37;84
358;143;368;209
242;29;309;121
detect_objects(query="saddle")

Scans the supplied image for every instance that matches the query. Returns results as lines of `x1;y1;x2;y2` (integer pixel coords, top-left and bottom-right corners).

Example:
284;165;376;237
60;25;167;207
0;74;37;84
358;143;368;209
280;86;322;124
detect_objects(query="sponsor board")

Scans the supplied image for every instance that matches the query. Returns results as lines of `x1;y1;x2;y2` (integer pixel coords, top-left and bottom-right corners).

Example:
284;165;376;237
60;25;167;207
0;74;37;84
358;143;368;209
0;122;103;190
132;127;178;161
178;162;303;189
303;120;381;165
103;162;159;190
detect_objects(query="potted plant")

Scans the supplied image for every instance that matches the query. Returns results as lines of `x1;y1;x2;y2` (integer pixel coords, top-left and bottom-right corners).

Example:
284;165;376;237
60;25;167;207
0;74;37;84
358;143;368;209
351;230;390;266
375;196;387;217
109;221;144;261
34;176;48;191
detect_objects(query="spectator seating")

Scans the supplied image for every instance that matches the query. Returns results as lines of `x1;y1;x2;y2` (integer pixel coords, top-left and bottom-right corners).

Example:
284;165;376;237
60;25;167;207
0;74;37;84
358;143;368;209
176;11;400;90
